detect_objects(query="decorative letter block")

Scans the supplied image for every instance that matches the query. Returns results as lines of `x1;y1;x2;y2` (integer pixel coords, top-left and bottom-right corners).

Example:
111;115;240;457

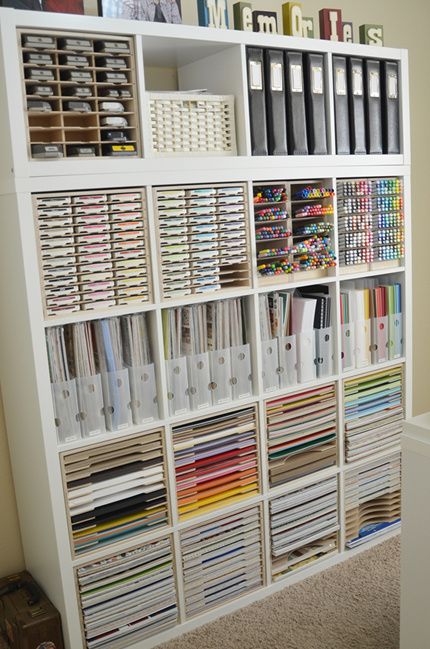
197;0;229;29
253;10;278;34
233;2;253;30
302;16;315;38
319;8;343;41
359;24;384;46
282;2;302;36
342;21;353;42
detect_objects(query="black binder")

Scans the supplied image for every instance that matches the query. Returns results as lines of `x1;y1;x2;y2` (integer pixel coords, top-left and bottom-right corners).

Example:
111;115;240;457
246;47;268;156
264;49;288;156
285;51;308;155
332;55;350;155
381;60;400;154
348;57;366;154
364;59;383;154
303;53;328;155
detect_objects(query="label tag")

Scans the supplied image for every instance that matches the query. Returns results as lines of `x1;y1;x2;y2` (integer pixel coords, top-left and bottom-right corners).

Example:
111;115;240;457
335;67;347;95
388;73;398;99
271;62;283;91
249;60;263;90
352;69;363;96
312;66;323;94
369;71;380;98
291;64;303;93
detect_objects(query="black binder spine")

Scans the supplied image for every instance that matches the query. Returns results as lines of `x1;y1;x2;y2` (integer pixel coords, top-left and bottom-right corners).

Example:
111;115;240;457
303;52;328;155
364;59;383;154
264;49;288;156
246;47;268;156
285;51;308;155
333;55;350;155
348;57;366;155
381;60;400;154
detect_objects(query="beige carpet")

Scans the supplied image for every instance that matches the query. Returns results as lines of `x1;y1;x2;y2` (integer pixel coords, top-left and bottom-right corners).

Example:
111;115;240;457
161;537;400;649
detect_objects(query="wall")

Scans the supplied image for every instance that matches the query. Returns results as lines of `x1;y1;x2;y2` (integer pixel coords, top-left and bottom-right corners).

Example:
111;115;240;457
0;0;428;578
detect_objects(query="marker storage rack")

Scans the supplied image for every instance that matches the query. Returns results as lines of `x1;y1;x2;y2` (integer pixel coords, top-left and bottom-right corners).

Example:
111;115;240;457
337;177;404;273
254;179;336;283
153;183;251;299
20;30;140;159
35;188;152;316
0;10;411;649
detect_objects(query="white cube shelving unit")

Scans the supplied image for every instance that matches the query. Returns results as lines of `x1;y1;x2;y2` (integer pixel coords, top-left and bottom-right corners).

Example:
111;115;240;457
0;8;411;649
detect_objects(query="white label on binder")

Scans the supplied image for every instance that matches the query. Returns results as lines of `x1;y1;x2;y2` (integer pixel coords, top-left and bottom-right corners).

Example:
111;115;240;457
291;64;303;92
352;69;363;96
249;60;263;90
369;71;380;98
388;73;398;99
335;67;347;95
312;66;323;94
271;62;283;91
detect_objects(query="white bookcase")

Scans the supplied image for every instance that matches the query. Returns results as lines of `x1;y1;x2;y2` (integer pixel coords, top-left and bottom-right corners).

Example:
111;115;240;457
0;8;411;649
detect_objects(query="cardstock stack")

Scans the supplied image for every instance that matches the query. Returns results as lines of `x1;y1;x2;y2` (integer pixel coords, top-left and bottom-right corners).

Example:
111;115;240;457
343;365;403;462
173;407;259;520
180;505;263;617
154;184;250;299
76;537;177;648
344;451;401;548
62;431;168;554
270;476;339;580
266;384;337;487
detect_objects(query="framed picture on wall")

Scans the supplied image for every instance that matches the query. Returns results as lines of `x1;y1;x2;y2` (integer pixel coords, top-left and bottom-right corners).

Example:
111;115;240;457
0;0;84;12
99;0;182;23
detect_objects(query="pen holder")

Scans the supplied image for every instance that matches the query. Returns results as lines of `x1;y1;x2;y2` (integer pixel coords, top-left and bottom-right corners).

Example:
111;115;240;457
187;352;211;411
388;313;403;360
315;327;334;379
51;379;81;444
261;338;280;393
76;374;105;438
209;348;233;406
166;356;190;416
341;323;355;372
101;369;132;432
371;316;389;364
127;363;159;425
278;334;298;389
354;319;371;368
230;343;252;400
296;330;317;384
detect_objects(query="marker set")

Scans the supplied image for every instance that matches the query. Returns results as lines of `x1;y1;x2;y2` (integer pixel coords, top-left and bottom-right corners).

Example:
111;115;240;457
149;93;236;156
337;177;404;270
61;430;168;555
344;451;401;548
35;189;151;316
21;31;139;159
154;184;250;299
270;476;339;580
254;181;336;280
343;366;403;464
265;384;337;488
